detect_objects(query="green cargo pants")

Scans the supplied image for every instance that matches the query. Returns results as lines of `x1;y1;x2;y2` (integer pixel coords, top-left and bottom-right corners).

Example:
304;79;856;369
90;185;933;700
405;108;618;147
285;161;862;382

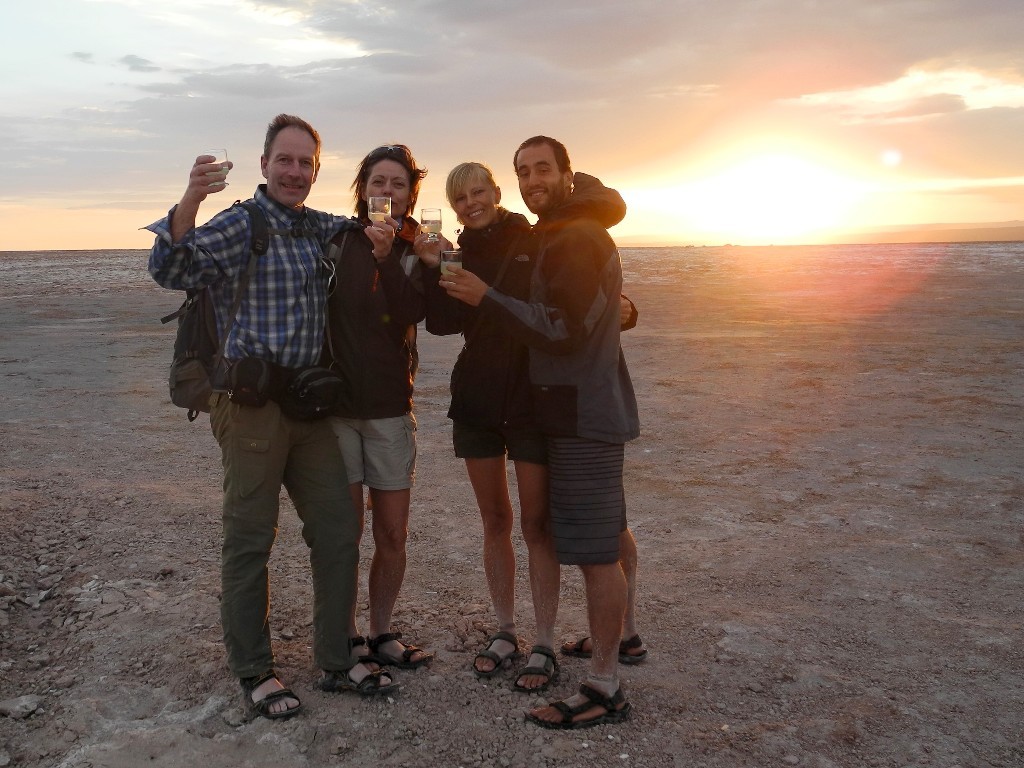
210;394;358;678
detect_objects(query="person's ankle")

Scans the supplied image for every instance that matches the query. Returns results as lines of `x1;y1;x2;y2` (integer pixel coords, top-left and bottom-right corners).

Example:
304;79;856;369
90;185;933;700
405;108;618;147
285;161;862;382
584;673;619;696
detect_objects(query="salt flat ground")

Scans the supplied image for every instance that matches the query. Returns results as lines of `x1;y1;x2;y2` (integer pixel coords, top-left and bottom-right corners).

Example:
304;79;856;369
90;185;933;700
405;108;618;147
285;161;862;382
0;244;1021;767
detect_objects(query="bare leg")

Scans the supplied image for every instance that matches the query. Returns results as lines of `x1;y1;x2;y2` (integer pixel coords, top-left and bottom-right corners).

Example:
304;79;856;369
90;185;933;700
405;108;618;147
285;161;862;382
367;487;428;664
514;459;561;689
619;527;640;641
580;562;627;684
465;457;518;673
560;528;646;659
528;562;628;725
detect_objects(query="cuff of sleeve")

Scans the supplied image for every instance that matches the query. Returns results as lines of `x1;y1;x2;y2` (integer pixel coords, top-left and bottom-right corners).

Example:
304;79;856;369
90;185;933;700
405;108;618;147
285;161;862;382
144;204;198;247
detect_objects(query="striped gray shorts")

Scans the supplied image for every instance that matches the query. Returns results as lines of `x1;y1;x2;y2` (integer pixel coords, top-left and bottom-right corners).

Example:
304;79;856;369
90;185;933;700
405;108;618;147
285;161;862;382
547;436;627;565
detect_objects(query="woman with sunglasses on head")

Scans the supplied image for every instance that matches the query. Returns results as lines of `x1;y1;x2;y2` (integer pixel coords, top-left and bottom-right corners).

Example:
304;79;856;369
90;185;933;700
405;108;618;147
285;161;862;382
425;162;643;693
322;144;444;673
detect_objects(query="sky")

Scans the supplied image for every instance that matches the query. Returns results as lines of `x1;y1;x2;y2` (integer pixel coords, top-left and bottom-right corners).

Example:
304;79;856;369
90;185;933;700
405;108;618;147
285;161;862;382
2;0;1024;250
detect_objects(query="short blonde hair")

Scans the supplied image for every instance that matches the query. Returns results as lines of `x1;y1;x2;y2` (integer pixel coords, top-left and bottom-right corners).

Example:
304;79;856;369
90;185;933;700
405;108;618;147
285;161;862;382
445;162;498;208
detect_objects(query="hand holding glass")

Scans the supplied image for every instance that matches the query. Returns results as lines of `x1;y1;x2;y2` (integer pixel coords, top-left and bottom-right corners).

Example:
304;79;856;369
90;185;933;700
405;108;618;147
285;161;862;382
368;196;391;224
440;249;462;277
421;208;442;243
203;149;229;188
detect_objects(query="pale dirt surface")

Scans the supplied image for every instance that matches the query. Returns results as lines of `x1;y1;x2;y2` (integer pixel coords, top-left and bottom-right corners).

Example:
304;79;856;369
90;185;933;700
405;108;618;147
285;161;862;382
1;244;1022;768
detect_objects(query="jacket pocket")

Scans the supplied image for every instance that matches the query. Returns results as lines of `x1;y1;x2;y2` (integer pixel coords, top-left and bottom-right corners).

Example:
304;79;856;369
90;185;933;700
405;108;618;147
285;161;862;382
532;384;578;436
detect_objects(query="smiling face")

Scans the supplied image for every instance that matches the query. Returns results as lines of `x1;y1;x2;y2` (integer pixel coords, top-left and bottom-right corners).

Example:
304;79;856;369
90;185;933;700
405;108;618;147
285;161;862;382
260;126;319;209
451;171;502;230
364;159;412;218
516;142;572;216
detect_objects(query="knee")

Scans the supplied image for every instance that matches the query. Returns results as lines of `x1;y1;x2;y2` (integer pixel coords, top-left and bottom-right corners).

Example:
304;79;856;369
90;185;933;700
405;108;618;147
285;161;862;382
479;504;514;538
520;507;551;545
223;513;277;557
373;523;408;554
520;519;551;548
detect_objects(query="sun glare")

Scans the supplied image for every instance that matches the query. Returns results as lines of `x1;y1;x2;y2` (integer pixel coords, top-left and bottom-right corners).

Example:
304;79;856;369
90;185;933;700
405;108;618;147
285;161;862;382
684;153;867;244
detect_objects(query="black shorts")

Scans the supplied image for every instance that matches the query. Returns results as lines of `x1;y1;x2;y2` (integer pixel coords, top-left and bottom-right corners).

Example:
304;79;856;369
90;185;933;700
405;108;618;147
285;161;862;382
452;421;548;465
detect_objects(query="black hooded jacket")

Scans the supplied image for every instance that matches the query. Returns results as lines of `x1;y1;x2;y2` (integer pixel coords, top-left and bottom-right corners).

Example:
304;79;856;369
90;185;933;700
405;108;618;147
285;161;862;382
425;173;629;431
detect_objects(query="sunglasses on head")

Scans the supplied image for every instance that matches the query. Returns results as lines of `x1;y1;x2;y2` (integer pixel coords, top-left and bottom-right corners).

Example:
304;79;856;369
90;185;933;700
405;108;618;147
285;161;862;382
368;144;410;162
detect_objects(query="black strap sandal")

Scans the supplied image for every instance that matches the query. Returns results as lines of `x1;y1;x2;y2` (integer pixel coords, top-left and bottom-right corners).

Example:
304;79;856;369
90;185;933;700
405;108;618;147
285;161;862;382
513;645;559;693
317;666;399;696
473;630;520;679
368;631;434;669
240;670;302;720
525;683;632;730
618;634;648;664
560;634;648;664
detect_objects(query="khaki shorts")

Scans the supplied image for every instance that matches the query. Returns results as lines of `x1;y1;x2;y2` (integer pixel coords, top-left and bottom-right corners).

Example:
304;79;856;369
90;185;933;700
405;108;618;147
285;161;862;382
330;413;417;490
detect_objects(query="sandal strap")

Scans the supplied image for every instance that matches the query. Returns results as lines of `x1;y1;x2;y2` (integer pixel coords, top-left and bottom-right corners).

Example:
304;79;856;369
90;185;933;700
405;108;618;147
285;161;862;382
395;643;425;663
550;690;609;719
516;663;554;677
514;646;559;693
475;648;505;665
355;669;391;692
240;669;277;693
550;699;580;721
619;634;643;652
528;645;557;662
578;683;626;710
257;687;298;706
565;636;591;654
487;630;519;648
478;631;519;659
475;632;521;678
368;631;403;651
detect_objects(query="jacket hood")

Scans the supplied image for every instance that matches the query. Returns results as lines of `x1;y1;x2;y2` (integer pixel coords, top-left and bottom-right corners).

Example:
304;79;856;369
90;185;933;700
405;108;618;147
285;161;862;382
546;172;626;229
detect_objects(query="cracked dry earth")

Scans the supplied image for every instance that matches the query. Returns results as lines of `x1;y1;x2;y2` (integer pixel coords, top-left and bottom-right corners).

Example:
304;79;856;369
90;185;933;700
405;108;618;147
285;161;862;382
1;243;1022;768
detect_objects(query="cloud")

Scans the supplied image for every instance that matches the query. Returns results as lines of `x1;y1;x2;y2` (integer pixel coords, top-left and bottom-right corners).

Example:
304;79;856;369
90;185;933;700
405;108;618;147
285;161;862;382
882;94;968;120
120;55;161;73
785;67;1024;123
6;0;1024;246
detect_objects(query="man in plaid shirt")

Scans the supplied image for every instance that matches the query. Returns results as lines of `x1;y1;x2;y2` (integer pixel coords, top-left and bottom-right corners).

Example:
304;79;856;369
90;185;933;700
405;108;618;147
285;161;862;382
147;114;400;719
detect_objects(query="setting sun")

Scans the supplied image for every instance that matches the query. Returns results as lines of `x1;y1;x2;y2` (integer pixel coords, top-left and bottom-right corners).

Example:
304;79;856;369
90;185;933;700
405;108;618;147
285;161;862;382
687;153;867;243
622;150;870;246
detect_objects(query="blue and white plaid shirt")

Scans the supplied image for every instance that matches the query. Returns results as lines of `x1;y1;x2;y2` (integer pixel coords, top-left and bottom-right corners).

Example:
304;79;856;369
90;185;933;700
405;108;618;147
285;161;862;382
147;186;363;369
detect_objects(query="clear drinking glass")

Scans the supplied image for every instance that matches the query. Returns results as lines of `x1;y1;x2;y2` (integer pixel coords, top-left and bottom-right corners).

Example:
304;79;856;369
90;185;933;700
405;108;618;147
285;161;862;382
368;196;391;224
440;249;462;276
421;208;442;242
203;149;229;187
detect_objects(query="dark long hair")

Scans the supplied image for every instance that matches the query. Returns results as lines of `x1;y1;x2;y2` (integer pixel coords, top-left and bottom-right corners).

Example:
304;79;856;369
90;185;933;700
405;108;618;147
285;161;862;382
351;144;427;219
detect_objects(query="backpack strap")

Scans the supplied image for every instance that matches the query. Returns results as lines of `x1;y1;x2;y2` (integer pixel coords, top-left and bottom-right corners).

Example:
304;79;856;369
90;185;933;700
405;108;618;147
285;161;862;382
210;201;269;379
322;232;350;371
